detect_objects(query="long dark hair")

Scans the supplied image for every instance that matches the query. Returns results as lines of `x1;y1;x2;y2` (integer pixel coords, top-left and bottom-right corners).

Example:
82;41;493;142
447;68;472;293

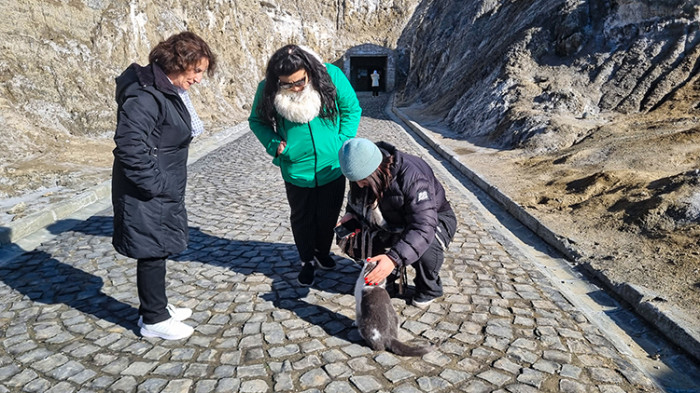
256;44;338;126
149;31;217;76
350;152;394;206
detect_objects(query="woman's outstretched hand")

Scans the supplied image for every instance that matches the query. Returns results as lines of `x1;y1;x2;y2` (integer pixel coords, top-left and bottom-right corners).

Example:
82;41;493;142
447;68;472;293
364;254;396;285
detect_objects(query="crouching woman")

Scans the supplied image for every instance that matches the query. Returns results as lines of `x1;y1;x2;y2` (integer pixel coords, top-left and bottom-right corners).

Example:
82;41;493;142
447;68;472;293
338;138;457;308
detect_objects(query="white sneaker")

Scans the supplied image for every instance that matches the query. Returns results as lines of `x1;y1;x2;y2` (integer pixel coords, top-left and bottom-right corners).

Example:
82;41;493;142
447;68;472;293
138;304;192;328
140;317;194;340
411;296;436;309
166;304;193;321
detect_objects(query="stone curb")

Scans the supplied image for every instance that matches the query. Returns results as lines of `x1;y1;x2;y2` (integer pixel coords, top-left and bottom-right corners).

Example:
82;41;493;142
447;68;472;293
390;104;700;363
0;182;112;246
0;122;250;246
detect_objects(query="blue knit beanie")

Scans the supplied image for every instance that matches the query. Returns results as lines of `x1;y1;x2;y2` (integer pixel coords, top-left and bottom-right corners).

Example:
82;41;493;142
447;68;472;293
339;138;382;181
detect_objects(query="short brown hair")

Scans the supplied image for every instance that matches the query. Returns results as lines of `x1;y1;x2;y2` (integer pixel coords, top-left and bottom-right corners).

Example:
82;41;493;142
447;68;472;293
149;31;217;76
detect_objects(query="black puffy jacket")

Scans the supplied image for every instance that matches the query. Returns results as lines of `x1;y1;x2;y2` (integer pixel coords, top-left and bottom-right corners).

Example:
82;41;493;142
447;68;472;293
352;141;454;267
111;62;192;259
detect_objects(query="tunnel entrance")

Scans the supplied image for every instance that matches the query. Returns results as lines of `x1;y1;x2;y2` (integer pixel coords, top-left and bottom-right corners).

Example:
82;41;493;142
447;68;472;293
350;56;387;92
342;44;395;93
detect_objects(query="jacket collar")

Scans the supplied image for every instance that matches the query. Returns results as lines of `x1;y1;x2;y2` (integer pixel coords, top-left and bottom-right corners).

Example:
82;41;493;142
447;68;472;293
119;62;179;97
376;141;402;177
146;63;179;96
376;140;397;156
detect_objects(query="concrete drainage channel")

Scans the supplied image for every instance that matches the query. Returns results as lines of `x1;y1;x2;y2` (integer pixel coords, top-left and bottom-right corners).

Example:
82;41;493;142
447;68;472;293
388;101;700;392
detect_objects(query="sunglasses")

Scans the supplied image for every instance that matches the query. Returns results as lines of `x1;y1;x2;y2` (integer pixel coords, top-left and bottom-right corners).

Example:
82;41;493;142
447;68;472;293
279;74;308;90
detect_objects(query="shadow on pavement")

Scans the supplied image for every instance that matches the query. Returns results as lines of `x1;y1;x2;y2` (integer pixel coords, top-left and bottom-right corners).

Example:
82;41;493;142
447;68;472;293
35;215;360;342
0;246;138;332
181;224;359;340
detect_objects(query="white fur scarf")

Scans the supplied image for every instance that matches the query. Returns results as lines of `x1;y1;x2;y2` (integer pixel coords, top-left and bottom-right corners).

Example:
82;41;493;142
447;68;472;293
274;84;322;124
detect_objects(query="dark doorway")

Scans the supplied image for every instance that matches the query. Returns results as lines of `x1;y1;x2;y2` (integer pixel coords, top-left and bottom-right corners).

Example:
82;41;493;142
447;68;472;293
350;56;387;92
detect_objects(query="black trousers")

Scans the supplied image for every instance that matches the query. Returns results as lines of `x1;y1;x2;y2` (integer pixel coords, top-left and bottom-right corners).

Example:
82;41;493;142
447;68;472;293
285;176;346;262
398;208;458;298
372;86;379;96
136;256;170;324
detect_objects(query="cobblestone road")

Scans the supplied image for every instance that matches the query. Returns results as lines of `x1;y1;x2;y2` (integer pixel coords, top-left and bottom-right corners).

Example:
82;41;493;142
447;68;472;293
0;94;683;392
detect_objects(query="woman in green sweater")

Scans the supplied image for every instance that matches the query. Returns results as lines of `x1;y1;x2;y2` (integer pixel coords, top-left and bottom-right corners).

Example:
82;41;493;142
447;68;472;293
249;44;362;286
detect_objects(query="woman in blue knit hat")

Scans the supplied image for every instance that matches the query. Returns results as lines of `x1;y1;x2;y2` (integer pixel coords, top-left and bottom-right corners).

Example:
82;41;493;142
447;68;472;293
338;138;457;307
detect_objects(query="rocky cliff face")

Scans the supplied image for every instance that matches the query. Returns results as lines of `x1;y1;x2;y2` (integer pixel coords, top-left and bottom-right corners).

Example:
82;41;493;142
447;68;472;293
396;0;699;152
0;0;418;197
394;0;700;247
394;0;700;325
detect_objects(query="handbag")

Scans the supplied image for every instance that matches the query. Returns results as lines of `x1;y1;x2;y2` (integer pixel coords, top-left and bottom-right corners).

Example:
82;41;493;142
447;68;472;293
336;219;379;262
336;230;363;261
337;194;409;295
336;224;408;296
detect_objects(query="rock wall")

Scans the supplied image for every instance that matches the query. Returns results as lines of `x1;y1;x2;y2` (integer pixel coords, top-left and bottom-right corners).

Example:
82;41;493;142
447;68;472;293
395;0;700;152
0;0;418;197
1;0;698;197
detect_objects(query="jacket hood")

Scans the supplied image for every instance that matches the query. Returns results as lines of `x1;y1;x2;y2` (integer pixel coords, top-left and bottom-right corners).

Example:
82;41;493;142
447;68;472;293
376;140;399;159
376;141;404;178
115;62;178;102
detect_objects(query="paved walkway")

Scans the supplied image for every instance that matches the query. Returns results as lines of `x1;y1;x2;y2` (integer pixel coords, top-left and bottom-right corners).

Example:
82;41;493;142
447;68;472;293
0;94;697;392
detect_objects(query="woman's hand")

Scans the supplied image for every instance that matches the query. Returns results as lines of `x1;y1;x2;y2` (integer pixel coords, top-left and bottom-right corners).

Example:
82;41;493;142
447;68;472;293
336;213;360;238
364;254;396;285
276;140;287;157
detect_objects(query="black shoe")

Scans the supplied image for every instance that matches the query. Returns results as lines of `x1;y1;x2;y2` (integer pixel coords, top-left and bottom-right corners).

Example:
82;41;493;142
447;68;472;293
298;261;315;286
314;254;337;270
385;279;398;297
412;293;441;308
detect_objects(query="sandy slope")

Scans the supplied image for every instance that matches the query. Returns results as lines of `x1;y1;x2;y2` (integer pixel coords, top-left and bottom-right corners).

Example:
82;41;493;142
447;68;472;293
399;86;700;332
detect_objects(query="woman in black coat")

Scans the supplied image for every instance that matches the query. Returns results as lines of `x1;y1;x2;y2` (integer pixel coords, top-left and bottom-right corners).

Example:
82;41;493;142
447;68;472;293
338;138;457;308
112;32;216;340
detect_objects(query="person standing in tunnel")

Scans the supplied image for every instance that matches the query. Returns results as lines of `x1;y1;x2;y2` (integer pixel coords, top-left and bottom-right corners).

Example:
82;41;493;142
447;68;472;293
370;70;380;96
112;31;217;340
248;44;362;287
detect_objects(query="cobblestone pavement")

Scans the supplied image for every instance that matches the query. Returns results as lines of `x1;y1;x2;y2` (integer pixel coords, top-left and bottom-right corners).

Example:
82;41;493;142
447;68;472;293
0;94;687;392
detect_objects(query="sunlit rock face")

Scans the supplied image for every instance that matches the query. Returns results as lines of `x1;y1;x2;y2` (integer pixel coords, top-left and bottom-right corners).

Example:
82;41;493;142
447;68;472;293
1;0;698;197
395;0;700;152
0;0;419;196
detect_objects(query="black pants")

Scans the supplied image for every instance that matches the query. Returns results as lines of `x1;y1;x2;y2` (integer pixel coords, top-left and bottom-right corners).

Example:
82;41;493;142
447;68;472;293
285;176;346;262
372;86;379;96
136;256;170;324
406;209;458;298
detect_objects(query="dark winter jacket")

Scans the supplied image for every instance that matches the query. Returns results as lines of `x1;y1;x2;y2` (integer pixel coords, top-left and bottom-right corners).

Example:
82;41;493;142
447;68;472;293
350;141;455;267
111;62;192;259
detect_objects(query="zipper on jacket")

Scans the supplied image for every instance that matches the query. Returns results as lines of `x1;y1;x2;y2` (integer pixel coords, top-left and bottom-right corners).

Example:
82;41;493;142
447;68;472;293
308;123;318;187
